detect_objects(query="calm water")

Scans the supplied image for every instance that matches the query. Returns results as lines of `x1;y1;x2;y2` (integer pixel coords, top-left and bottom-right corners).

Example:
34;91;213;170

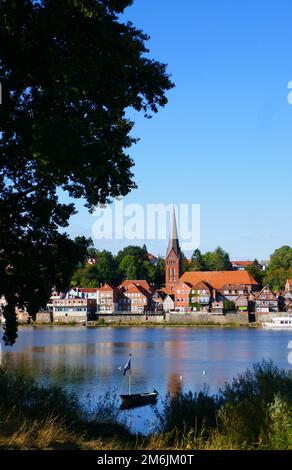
1;326;291;433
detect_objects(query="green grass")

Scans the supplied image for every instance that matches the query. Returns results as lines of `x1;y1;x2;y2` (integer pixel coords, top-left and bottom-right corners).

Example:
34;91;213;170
0;360;291;449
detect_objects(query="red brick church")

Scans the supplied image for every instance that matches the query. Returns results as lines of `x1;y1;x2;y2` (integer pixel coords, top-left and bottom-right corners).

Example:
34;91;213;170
165;206;258;297
165;207;182;293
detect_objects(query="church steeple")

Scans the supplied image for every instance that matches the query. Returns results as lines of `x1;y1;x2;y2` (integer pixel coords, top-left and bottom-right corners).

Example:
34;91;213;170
166;205;181;258
165;205;181;293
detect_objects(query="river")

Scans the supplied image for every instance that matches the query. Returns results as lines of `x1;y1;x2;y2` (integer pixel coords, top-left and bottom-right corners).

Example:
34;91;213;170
1;326;291;434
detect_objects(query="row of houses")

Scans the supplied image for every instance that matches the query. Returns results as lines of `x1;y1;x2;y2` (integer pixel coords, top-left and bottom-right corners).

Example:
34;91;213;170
174;279;292;314
51;280;159;321
49;275;292;322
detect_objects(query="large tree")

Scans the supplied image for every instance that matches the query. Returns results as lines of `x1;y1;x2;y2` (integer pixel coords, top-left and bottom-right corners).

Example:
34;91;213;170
189;248;206;271
264;246;292;290
0;0;173;344
71;249;119;287
202;247;232;271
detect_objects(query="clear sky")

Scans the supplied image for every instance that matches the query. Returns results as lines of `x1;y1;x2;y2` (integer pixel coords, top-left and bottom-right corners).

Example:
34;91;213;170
65;0;292;261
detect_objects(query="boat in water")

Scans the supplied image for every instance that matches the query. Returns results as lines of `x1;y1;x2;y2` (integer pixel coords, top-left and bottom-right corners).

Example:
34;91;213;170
120;354;158;409
263;315;292;330
120;390;159;409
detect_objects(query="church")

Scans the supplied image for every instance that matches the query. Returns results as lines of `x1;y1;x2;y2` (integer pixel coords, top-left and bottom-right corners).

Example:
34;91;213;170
164;207;259;309
165;207;182;294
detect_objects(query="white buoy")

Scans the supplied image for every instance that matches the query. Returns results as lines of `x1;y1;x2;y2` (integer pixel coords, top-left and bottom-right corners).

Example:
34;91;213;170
202;370;206;375
179;375;183;381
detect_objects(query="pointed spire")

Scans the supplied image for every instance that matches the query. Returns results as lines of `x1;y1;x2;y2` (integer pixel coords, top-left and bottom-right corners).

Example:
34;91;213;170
166;205;181;258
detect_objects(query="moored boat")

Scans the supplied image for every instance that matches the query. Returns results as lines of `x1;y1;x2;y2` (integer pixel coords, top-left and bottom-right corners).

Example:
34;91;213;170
120;390;158;409
263;316;292;329
120;354;158;409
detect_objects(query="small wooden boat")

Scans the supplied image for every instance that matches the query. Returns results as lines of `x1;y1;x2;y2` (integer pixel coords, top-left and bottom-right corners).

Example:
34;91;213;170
120;354;158;409
120;390;158;409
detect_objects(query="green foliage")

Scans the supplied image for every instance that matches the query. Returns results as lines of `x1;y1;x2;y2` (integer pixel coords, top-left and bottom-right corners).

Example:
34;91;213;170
189;247;232;272
0;368;80;425
189;249;206;271
263;246;292;290
71;250;119;287
157;388;220;438
70;245;165;288
156;360;292;450
218;360;292;447
0;0;173;344
203;247;232;271
263;396;292;449
0;361;291;449
245;260;265;286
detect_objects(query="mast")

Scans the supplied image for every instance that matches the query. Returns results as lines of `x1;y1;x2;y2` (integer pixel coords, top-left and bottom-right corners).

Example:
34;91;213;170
128;354;132;395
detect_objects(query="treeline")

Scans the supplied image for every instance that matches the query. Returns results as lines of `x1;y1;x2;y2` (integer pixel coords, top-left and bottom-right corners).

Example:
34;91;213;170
71;241;292;291
188;245;292;291
71;245;165;288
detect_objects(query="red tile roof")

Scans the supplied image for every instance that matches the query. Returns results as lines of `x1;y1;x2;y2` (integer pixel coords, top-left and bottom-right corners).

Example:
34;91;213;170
180;271;258;289
96;284;115;292
124;283;151;297
192;280;212;291
231;261;253;267
119;280;151;291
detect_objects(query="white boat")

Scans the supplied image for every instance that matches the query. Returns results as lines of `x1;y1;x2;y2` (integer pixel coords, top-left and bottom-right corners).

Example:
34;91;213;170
263;316;292;329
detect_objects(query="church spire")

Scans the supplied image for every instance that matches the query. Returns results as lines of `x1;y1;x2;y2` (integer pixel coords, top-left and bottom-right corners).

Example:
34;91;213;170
165;205;181;293
166;205;181;258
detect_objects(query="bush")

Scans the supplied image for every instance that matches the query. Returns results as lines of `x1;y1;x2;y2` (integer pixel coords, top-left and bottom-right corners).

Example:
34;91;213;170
217;360;292;447
157;387;221;438
0;369;80;425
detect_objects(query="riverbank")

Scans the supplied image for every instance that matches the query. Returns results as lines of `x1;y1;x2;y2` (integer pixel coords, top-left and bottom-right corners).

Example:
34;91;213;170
16;320;260;329
0;361;291;450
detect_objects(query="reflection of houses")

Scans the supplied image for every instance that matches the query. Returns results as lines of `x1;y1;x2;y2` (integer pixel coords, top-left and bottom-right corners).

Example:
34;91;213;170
52;298;97;322
167;373;182;397
163;294;175;312
254;286;278;313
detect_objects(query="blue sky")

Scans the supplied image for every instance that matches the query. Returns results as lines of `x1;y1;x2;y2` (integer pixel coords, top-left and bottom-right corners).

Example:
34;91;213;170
65;0;292;261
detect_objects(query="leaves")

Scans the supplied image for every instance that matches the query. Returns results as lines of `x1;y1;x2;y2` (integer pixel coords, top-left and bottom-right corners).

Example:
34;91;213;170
0;0;173;344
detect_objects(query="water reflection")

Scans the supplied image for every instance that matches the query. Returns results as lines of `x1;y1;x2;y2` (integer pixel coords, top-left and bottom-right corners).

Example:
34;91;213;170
1;326;291;433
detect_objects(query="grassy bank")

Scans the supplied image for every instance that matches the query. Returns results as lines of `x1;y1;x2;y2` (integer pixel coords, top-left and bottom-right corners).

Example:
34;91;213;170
0;361;291;450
